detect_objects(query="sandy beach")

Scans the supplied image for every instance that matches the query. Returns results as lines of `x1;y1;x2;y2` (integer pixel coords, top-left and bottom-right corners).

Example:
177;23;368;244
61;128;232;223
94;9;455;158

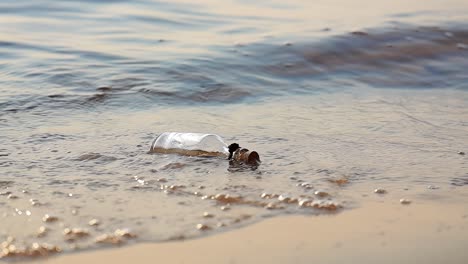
44;200;468;264
2;0;468;263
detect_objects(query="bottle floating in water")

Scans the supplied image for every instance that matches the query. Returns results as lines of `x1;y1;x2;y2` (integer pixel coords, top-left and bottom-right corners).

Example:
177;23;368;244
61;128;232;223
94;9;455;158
227;143;261;166
150;132;260;165
150;132;229;157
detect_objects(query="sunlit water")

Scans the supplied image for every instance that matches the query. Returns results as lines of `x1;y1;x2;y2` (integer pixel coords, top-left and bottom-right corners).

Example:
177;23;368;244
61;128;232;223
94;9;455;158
1;0;468;259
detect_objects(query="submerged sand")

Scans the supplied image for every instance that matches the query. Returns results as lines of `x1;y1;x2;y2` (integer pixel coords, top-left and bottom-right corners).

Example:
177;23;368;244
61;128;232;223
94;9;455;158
45;200;468;264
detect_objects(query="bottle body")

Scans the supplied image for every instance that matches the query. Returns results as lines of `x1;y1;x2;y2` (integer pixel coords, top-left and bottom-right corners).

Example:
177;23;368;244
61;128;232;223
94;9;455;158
150;132;229;157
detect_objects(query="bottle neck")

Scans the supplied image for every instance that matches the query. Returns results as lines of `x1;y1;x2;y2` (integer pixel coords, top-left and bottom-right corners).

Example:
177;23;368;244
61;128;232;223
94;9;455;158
227;143;240;160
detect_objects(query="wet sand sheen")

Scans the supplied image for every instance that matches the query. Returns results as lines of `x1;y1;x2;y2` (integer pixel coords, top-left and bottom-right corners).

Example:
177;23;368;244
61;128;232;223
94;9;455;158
46;201;468;264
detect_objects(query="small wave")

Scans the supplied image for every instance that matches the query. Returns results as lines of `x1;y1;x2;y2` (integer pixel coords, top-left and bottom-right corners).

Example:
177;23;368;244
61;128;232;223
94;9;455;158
248;25;467;89
1;24;468;115
0;181;14;188
139;83;252;104
451;175;468;186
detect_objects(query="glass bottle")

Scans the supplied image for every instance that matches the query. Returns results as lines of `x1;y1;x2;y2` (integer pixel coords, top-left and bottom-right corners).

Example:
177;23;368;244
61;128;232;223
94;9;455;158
150;132;229;157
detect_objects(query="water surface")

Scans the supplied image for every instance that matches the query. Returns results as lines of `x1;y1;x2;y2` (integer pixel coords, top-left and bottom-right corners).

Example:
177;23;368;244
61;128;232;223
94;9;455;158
1;0;468;259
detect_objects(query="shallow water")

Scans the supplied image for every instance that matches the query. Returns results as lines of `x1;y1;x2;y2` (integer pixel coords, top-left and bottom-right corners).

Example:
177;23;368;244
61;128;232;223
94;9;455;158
1;0;468;259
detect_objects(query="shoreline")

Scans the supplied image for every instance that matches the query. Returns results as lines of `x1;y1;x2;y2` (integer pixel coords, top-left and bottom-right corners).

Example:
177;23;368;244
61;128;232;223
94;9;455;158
43;201;468;264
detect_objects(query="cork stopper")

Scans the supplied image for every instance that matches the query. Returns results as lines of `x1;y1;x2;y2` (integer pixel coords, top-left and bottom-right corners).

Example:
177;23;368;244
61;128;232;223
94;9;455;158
244;150;260;165
228;143;260;166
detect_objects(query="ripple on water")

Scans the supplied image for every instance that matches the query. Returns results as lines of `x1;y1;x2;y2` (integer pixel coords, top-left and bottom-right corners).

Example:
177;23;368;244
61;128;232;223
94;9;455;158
74;153;118;162
451;175;468;186
0;181;14;188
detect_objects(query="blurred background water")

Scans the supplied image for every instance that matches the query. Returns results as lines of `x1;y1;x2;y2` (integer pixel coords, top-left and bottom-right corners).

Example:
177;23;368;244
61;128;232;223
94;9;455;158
1;0;468;258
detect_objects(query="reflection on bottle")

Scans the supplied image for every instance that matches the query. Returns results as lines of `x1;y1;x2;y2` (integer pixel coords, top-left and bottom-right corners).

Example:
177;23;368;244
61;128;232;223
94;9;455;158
227;143;261;166
150;132;229;157
150;132;261;168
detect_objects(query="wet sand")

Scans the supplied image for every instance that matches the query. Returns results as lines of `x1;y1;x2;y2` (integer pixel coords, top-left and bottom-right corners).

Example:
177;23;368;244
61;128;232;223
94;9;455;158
2;0;468;261
45;200;468;264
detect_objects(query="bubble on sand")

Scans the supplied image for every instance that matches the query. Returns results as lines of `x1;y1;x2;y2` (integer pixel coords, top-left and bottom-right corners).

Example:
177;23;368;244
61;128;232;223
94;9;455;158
220;206;230;211
37;226;48;237
309;201;341;211
30;198;43;206
265;202;283;210
400;198;412;205
278;195;298;204
297;182;313;189
88;219;100;226
314;190;329;197
374;188;387;194
114;229;136;238
42;214;59;223
7;194;18;199
202;212;214;218
298;199;312;207
260;193;279;199
196;224;211;231
213;194;242;204
95;229;136;245
0;242;61;259
63;228;90;241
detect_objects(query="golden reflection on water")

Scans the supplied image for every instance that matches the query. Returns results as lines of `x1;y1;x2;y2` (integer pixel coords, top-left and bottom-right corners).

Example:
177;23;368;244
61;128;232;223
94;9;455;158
1;0;468;59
